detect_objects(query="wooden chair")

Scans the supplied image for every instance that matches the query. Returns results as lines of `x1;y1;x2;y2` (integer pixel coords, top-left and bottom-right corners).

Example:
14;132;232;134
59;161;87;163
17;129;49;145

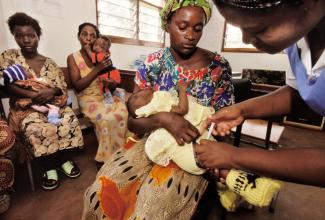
233;76;282;149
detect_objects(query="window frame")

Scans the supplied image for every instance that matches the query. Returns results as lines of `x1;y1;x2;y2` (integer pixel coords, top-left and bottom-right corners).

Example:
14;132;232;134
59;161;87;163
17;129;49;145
221;22;262;53
95;0;165;48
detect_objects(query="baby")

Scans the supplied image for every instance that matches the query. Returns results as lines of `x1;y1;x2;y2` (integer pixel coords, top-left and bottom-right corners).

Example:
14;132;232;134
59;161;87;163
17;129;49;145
2;64;67;125
85;36;124;104
127;87;282;211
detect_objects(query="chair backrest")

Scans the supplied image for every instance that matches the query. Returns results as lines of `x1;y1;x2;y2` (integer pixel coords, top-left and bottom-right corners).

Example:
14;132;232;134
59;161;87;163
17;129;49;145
0;87;10;119
232;78;252;103
0;98;9;119
242;69;285;86
60;67;73;89
60;67;137;93
118;69;136;93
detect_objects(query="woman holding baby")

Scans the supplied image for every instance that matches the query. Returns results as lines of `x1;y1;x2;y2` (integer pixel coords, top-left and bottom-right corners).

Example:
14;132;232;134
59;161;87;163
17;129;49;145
82;1;234;219
0;13;83;190
67;23;128;166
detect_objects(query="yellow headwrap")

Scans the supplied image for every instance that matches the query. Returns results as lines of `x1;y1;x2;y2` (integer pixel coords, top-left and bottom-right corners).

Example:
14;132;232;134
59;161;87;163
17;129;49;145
160;0;212;31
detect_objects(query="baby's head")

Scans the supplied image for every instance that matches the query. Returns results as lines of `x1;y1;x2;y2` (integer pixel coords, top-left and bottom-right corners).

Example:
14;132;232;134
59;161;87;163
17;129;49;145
1;64;34;86
127;88;154;118
93;35;111;53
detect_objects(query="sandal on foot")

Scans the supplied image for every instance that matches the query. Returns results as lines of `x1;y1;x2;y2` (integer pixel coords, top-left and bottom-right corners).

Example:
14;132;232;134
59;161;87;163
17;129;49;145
58;160;81;178
42;169;59;190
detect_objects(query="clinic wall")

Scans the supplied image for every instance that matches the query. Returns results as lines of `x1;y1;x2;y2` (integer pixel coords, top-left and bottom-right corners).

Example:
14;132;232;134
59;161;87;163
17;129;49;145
0;0;289;72
0;0;161;69
0;2;8;52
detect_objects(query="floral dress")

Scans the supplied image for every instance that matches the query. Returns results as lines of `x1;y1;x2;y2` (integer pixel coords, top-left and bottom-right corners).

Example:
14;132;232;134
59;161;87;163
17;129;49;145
0;49;84;157
72;51;128;162
82;48;233;220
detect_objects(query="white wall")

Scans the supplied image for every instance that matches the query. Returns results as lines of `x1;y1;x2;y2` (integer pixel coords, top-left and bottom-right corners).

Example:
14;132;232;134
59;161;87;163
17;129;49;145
0;0;160;69
0;1;8;52
0;0;289;72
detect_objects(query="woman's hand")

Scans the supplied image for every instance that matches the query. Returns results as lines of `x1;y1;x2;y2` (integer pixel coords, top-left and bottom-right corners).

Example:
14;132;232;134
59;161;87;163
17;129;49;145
32;88;56;104
194;140;235;170
204;105;244;136
96;55;112;73
158;112;200;145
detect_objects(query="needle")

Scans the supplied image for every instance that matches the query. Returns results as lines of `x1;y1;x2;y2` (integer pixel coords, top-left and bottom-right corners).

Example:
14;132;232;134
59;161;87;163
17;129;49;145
206;122;215;139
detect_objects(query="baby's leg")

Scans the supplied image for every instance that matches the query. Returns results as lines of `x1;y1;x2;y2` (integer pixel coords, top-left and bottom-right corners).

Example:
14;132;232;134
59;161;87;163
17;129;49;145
46;104;61;125
113;88;125;101
103;91;113;104
172;142;205;175
31;105;49;113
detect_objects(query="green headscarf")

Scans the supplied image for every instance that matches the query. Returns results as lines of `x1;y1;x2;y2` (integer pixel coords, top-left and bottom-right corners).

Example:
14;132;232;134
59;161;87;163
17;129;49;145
160;0;212;31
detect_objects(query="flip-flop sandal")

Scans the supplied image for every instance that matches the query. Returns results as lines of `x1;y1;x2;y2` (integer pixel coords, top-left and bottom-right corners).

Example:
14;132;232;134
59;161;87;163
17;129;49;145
42;169;59;190
58;160;81;178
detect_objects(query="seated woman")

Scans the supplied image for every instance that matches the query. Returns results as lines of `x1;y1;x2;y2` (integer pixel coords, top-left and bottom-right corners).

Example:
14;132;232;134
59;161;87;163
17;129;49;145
67;23;128;166
0;13;84;190
82;1;235;219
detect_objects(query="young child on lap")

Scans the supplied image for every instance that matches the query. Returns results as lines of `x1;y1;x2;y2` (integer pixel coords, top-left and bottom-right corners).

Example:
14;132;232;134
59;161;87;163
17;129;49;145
85;36;124;104
127;85;282;211
2;64;67;125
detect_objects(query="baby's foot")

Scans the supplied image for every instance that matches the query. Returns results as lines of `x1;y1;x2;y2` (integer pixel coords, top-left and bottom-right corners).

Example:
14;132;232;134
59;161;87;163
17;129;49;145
225;169;282;207
103;92;113;104
113;89;125;101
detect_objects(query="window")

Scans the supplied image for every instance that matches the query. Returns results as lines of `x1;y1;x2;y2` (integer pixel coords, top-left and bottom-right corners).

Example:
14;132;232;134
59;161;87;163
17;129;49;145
96;0;165;47
222;22;260;53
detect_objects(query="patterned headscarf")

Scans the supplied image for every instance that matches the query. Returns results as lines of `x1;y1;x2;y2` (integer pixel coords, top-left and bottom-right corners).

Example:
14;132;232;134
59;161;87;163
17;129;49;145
216;0;300;9
160;0;212;31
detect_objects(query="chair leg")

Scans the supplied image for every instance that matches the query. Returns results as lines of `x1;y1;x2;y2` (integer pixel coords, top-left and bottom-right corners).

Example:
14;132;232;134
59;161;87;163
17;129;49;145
26;158;35;191
233;124;243;147
268;191;279;213
265;120;273;149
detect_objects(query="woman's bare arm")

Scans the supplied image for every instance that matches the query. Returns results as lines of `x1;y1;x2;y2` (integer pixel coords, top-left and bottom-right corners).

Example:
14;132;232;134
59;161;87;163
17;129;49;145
5;84;37;98
233;147;325;187
67;54;112;92
238;86;301;119
67;54;99;92
196;140;325;187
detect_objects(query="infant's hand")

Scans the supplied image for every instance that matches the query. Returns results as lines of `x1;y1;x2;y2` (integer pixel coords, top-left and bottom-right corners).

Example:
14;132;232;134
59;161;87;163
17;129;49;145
171;104;188;115
105;52;111;58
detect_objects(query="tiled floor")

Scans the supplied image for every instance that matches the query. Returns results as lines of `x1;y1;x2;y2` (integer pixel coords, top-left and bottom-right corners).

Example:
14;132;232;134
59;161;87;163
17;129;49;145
2;126;325;220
